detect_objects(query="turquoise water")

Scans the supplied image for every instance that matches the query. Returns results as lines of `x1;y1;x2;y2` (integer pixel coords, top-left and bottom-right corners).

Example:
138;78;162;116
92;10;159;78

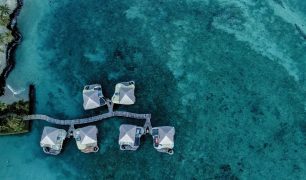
1;0;306;179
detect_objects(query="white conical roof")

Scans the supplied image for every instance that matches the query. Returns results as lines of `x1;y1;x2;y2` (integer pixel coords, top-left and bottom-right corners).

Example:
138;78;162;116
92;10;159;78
112;82;135;105
40;127;64;147
120;94;134;104
120;134;134;144
84;97;100;109
159;135;172;145
82;134;96;144
119;124;138;145
76;126;98;145
83;84;103;110
41;136;56;146
153;126;175;149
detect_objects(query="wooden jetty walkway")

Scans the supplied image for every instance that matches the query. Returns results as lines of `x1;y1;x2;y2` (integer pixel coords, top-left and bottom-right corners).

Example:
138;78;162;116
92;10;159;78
23;96;153;134
23;111;151;125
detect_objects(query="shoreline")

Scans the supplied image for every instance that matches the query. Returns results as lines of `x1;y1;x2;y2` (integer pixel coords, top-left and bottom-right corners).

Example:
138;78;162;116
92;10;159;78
0;0;23;95
0;0;32;136
0;84;33;135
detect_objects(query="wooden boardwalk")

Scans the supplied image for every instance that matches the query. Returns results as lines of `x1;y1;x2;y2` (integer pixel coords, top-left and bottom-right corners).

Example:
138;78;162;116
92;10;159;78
23;100;153;132
23;111;152;128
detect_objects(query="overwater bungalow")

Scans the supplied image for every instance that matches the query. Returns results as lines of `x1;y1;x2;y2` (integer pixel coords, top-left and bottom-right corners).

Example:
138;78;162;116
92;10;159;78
112;81;136;105
40;127;67;155
83;84;106;110
25;81;176;155
74;125;99;153
151;126;175;155
118;124;144;151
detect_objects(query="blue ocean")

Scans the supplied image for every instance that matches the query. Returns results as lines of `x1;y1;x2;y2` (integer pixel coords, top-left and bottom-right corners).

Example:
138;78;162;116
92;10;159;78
1;0;306;179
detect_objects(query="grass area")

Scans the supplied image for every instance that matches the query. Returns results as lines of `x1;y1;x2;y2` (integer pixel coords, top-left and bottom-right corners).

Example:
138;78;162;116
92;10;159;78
0;101;30;135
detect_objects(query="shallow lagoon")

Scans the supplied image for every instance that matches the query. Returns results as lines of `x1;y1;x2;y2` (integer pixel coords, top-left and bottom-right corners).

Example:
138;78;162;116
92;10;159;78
1;0;306;179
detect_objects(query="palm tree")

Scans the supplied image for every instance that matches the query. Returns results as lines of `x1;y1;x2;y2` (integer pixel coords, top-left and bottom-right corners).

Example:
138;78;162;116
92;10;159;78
0;4;10;19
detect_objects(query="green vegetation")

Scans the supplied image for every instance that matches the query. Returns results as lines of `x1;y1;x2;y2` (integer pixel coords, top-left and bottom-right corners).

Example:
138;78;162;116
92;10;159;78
0;4;10;18
0;31;13;45
0;4;10;26
0;101;30;135
0;4;13;49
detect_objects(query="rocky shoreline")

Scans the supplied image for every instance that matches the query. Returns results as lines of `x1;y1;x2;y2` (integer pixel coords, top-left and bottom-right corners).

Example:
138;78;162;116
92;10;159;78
0;0;23;95
0;0;30;135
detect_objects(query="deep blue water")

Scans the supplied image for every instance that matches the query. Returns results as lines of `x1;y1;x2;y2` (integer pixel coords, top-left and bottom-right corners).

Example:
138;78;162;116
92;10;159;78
1;0;306;179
